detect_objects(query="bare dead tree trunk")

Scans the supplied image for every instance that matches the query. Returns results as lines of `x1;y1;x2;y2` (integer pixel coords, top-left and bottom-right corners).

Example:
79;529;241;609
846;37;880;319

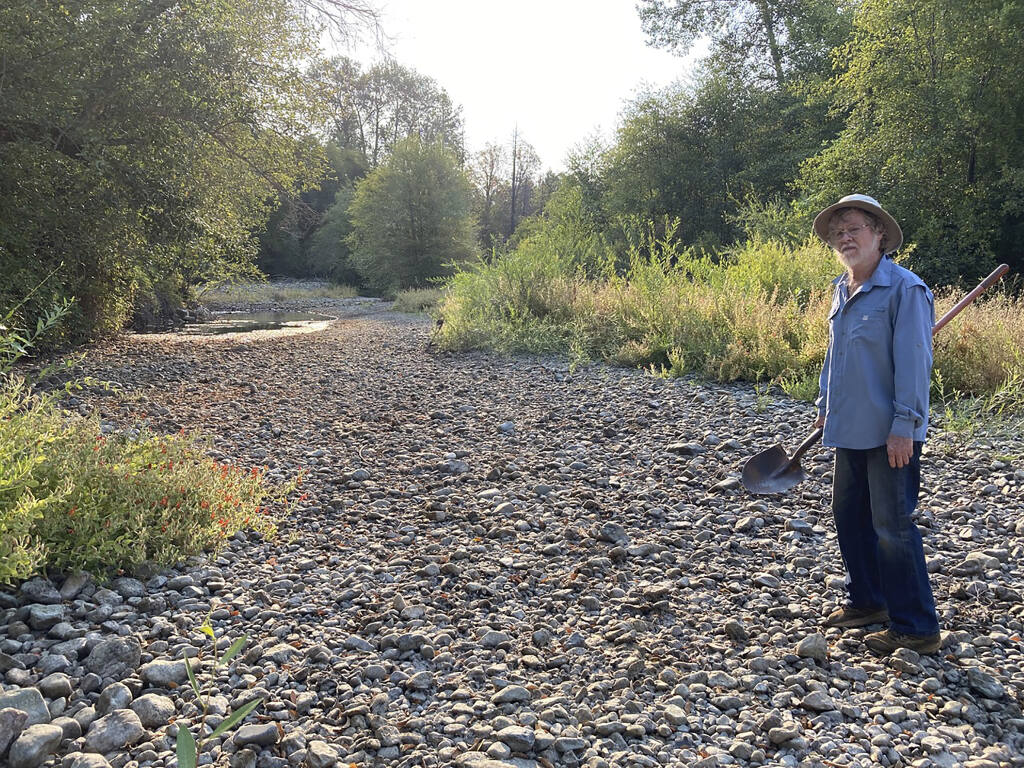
510;126;518;235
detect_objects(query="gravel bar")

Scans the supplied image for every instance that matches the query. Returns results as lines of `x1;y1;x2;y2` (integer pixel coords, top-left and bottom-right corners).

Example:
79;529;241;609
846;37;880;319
2;296;1023;768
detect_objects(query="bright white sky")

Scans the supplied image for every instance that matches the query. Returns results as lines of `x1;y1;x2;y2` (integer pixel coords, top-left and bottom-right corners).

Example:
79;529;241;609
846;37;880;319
347;0;705;172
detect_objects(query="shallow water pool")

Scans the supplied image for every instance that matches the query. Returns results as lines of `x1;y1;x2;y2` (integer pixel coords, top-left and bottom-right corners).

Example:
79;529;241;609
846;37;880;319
179;311;333;335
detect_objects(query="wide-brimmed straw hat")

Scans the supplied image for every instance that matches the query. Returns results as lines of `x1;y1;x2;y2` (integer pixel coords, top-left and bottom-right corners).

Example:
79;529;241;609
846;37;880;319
813;194;903;253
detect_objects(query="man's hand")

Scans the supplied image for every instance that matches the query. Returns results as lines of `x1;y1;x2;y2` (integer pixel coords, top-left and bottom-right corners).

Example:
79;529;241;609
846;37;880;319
886;434;913;468
813;414;825;430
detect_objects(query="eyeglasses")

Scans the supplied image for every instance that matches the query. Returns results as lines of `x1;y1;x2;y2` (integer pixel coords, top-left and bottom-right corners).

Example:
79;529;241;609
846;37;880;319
827;224;870;244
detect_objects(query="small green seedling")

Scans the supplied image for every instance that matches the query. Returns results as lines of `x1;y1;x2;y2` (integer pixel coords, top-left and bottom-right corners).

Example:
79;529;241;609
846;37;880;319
175;621;260;768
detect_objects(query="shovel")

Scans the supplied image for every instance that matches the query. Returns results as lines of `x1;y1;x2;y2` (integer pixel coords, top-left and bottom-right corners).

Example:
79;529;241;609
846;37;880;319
741;263;1010;495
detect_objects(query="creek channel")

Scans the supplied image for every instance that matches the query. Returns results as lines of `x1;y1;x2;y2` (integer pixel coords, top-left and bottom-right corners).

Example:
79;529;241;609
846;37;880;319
170;310;335;336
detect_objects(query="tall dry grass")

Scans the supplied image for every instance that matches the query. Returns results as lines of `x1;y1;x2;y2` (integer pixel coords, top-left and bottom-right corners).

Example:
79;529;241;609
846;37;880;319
437;213;1023;414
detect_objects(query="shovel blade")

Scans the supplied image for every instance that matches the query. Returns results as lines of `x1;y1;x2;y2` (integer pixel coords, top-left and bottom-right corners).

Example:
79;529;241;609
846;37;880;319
741;444;807;495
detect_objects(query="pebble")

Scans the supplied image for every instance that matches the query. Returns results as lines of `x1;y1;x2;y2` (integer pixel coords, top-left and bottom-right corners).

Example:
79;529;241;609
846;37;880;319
0;298;1021;768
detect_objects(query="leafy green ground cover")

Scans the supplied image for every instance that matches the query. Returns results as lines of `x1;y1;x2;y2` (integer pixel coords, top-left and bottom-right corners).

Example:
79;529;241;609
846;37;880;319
1;303;295;584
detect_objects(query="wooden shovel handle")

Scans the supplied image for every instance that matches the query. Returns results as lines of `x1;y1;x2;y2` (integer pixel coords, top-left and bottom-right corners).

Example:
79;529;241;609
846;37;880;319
786;426;825;470
932;264;1009;335
792;263;1009;467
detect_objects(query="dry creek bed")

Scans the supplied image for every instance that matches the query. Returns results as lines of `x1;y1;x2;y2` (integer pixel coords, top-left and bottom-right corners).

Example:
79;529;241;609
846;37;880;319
2;296;1023;768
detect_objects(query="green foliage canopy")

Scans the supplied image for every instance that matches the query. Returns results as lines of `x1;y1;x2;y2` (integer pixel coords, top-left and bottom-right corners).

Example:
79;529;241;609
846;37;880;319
799;0;1024;285
0;0;332;339
347;137;477;293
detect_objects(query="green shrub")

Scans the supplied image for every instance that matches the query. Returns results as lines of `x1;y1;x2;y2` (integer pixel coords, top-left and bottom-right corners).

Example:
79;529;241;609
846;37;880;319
392;288;445;314
1;301;295;584
437;223;1023;414
1;375;290;582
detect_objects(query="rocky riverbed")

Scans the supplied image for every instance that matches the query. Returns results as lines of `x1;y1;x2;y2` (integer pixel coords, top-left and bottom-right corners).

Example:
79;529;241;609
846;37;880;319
2;297;1023;768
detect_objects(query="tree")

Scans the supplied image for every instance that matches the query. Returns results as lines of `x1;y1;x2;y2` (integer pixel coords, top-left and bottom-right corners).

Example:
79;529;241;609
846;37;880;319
637;0;851;84
0;0;376;338
467;132;546;247
509;130;541;236
798;0;1024;285
347;137;477;292
257;145;368;279
318;57;466;167
307;184;360;283
469;142;508;247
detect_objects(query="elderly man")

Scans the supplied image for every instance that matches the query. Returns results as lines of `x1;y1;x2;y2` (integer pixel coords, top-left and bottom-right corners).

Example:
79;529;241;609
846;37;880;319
812;194;941;655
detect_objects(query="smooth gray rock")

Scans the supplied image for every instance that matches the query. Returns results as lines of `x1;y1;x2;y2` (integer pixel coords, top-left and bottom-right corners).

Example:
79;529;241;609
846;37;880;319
66;754;112;768
109;577;146;598
7;723;63;768
496;725;535;752
768;724;801;745
83;709;145;754
491;685;531;704
455;752;518;768
481;630;512;648
59;572;93;601
966;667;1006;699
28;604;64;630
84;637;141;680
139;658;197;686
233;723;280;747
304;741;339;768
0;707;29;756
51;715;82;741
406;670;432;690
18;578;62;605
796;633;828;661
38;672;74;700
129;693;175;728
595;522;630;546
800;691;836;712
554;736;587;752
0;689;50;726
663;704;687;726
95;683;133;716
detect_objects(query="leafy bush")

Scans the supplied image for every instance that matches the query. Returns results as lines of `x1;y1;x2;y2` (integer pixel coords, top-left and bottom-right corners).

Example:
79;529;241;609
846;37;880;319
1;303;294;584
392;288;445;314
1;376;290;582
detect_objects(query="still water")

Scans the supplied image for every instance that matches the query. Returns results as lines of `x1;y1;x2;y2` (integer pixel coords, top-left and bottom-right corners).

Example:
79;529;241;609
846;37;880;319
179;311;332;335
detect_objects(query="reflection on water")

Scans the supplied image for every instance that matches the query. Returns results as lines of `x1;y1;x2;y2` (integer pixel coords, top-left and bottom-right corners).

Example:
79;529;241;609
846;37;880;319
179;311;332;335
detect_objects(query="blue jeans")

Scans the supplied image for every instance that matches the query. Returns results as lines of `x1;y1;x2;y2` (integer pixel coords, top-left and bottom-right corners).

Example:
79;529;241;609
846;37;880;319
832;443;940;636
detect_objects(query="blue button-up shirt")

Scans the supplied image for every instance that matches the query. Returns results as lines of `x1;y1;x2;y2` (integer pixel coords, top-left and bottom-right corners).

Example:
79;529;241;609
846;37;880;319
816;257;934;449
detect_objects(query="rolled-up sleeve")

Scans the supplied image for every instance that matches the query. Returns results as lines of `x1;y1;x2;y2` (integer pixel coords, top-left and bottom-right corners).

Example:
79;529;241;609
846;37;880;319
890;283;934;438
816;342;831;418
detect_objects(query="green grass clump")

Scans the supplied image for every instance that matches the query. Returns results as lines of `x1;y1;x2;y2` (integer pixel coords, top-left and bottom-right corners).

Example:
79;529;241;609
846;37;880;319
199;280;358;308
392;287;445;314
437;231;835;386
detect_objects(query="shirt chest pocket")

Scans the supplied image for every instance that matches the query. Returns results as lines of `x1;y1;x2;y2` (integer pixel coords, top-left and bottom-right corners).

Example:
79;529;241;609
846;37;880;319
848;305;890;342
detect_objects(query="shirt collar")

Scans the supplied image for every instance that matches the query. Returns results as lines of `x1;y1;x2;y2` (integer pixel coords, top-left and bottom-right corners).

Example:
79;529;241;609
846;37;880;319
832;254;894;293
